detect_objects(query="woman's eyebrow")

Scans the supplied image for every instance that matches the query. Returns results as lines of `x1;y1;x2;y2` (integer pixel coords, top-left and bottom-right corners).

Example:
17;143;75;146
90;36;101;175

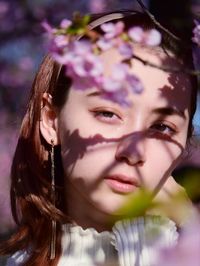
86;92;186;119
152;107;186;119
86;90;103;97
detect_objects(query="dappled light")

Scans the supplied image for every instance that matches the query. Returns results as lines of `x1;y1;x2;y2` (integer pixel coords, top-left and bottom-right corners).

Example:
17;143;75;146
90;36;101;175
0;1;200;266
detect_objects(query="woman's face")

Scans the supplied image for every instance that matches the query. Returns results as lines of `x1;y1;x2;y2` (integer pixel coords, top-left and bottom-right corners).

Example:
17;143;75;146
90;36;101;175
57;46;192;229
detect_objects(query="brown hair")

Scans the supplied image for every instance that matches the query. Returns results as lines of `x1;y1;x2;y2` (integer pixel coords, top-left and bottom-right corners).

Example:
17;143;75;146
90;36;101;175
0;11;198;265
0;55;71;266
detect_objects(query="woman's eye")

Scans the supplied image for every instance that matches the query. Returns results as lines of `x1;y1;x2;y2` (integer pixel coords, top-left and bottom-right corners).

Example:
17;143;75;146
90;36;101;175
150;123;176;136
97;111;115;118
93;110;121;122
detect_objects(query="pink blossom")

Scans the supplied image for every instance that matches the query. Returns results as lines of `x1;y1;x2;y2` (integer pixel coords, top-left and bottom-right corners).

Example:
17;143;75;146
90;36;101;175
51;40;92;65
102;77;123;92
53;35;69;48
128;26;161;46
42;20;71;49
101;63;143;106
45;19;145;106
126;74;144;94
192;20;200;46
118;42;134;59
145;29;162;46
101;63;128;93
111;63;129;81
156;215;200;266
105;63;143;94
96;37;115;51
52;52;74;65
41;20;55;34
50;40;74;64
69;53;103;78
100;21;125;39
72;40;93;55
102;89;130;107
42;21;66;56
65;52;103;90
60;19;72;29
128;26;144;43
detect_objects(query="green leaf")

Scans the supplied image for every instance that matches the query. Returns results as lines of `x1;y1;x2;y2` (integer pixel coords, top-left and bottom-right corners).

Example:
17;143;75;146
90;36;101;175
63;13;90;37
114;189;154;219
82;15;91;26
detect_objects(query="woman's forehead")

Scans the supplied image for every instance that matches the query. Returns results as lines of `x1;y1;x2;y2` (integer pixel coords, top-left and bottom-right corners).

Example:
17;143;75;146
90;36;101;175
98;45;192;106
100;44;184;72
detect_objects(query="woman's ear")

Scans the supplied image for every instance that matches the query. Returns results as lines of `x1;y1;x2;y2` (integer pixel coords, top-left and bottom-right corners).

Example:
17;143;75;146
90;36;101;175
40;92;60;145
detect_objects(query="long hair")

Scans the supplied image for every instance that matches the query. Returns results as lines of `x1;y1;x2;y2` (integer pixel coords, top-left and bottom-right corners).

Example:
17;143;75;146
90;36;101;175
0;55;71;265
0;11;198;265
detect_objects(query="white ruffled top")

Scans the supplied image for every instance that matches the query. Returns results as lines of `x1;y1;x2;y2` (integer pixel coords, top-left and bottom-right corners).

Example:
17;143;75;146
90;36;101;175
112;216;178;266
6;216;178;266
59;223;117;265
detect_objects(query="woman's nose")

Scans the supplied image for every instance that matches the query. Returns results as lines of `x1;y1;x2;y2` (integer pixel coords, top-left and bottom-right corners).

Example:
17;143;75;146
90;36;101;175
115;132;146;166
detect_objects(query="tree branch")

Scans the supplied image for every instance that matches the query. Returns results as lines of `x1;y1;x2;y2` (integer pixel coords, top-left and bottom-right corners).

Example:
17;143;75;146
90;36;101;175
136;0;181;42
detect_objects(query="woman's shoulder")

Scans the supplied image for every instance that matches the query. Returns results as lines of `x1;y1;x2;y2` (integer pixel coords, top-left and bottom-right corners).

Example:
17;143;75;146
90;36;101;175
6;250;29;266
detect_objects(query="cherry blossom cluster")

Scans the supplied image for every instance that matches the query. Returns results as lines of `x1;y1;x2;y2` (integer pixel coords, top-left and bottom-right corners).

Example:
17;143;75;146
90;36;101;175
43;16;162;106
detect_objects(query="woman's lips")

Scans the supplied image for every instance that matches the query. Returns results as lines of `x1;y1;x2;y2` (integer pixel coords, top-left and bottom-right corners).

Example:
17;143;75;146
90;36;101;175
104;174;140;194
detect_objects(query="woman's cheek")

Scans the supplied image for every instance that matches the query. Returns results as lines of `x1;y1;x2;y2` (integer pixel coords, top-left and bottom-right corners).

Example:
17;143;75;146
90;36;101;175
149;137;184;161
62;141;116;177
143;140;184;186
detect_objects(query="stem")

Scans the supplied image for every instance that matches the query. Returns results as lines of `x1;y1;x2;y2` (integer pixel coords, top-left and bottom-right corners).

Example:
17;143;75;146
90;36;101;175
136;0;181;42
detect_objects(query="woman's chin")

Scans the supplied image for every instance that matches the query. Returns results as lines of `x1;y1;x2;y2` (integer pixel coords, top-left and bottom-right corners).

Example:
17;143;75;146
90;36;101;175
92;196;132;219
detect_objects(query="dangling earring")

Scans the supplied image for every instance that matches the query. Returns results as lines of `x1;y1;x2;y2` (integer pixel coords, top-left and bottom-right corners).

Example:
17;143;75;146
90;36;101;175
50;139;56;260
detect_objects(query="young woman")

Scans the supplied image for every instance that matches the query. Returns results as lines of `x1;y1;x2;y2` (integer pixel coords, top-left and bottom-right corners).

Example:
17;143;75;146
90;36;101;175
0;10;198;266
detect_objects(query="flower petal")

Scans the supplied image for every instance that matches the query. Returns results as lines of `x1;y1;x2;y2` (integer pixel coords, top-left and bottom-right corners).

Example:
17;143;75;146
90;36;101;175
128;26;144;43
145;29;162;46
111;63;129;81
60;19;72;29
97;37;114;51
126;74;144;94
118;42;133;59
